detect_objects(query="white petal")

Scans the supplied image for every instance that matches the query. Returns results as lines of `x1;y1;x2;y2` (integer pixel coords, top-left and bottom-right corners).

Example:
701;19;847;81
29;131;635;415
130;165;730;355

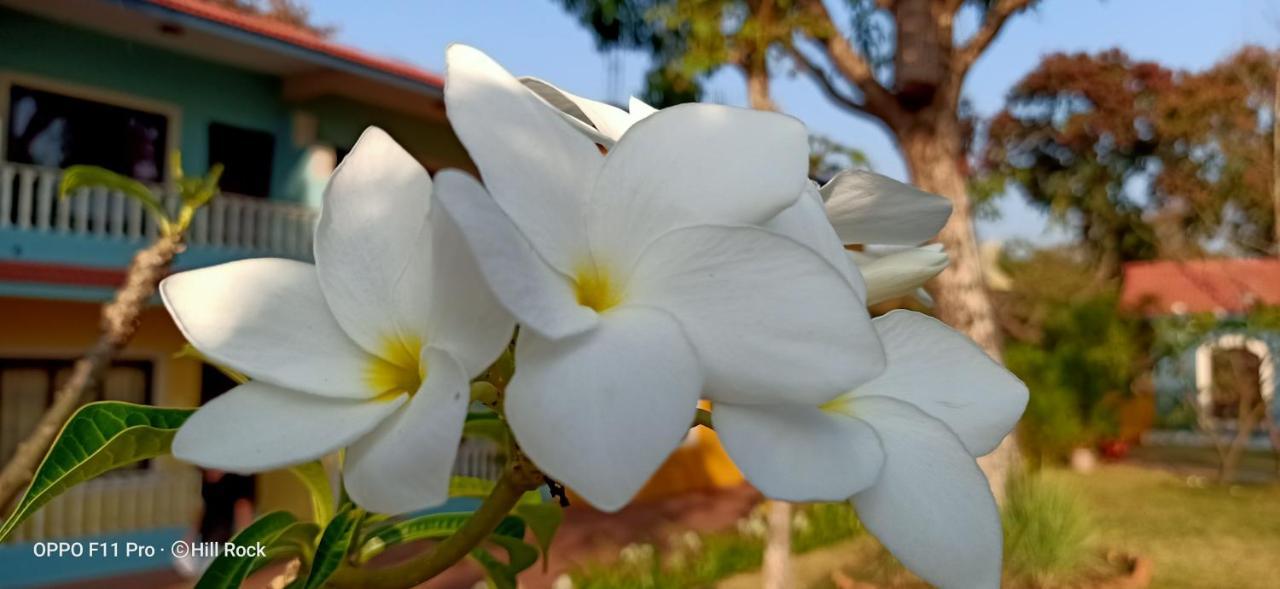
161;258;382;399
520;77;635;144
628;224;884;405
433;170;598;340
850;396;1003;589
424;182;516;377
505;306;702;511
588;103;808;271
444;45;599;273
628;96;657;120
844;311;1027;456
713;402;883;501
850;245;949;305
821;170;952;245
314;126;433;354
172;382;405;473
345;348;470;514
764;182;867;301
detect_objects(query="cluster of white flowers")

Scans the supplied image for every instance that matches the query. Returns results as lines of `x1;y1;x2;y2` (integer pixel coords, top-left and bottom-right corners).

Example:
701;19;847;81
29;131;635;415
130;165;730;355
163;45;1026;587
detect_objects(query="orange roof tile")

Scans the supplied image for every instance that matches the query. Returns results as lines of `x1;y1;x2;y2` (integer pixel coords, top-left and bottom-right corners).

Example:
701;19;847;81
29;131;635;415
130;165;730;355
1120;258;1280;315
141;0;443;90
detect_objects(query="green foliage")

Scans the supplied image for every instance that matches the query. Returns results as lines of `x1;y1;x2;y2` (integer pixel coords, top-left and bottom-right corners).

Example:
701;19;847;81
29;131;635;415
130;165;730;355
58;153;224;237
289;460;335;524
0;402;192;541
59;166;168;225
1002;473;1095;587
570;502;862;588
303;504;363;589
356;511;526;564
809;134;871;180
1000;249;1148;464
513;501;565;563
471;535;541;589
195;511;303;589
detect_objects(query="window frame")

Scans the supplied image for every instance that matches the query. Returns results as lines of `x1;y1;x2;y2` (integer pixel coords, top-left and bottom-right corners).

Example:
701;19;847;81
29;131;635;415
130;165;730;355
0;357;157;470
0;71;182;180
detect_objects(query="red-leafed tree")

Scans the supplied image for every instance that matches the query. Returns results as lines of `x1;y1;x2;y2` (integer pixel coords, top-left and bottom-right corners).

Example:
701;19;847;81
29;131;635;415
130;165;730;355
980;47;1278;279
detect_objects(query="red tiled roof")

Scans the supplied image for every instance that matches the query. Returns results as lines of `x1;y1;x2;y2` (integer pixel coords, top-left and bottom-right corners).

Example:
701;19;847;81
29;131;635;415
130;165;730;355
141;0;444;90
1120;258;1280;315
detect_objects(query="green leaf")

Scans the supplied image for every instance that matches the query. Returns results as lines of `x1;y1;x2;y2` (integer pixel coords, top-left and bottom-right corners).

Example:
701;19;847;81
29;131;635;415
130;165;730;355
0;402;192;541
470;537;538;589
449;476;544;506
471;548;517;589
196;511;298;589
59;166;169;229
303;504;363;589
488;534;539;573
289;461;335;524
462;414;509;445
247;521;320;574
356;512;526;565
514;502;564;566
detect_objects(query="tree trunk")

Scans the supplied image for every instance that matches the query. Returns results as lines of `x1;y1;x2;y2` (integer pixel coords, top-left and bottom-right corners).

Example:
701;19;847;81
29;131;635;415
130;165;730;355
899;115;1017;502
0;233;184;510
762;500;793;589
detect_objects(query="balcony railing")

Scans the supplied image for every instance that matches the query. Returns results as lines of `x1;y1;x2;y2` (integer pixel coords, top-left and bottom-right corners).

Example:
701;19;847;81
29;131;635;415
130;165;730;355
0;161;317;261
3;468;201;543
2;441;503;544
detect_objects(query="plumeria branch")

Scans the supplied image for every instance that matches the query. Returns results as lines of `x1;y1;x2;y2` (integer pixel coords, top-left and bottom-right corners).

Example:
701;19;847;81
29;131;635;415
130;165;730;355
693;408;715;430
328;453;545;589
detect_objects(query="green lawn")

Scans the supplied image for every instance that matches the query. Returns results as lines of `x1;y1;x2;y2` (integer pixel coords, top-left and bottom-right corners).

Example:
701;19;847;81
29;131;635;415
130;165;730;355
720;462;1280;589
1046;464;1280;589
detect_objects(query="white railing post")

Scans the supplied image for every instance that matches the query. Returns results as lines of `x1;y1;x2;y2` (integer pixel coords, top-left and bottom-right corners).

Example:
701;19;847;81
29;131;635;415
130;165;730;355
0;164;14;228
0;162;319;260
35;169;55;231
16;167;35;229
91;186;108;237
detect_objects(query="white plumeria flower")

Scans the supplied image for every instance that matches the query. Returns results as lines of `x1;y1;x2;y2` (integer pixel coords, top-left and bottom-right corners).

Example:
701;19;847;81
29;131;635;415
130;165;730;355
163;128;514;514
438;45;884;510
713;310;1028;589
850;244;949;305
520;84;953;303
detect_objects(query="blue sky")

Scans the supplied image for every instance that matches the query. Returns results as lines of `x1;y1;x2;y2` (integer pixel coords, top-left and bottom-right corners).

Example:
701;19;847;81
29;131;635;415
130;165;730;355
309;0;1277;244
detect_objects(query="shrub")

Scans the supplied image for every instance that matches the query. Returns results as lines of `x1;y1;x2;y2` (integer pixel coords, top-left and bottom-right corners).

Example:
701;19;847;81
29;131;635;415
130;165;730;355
1002;473;1095;587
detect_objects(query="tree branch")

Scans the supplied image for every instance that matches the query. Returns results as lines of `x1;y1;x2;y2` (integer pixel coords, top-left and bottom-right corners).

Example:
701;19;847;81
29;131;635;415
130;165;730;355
785;44;874;116
328;457;544;589
794;0;898;122
0;233;184;509
954;0;1033;75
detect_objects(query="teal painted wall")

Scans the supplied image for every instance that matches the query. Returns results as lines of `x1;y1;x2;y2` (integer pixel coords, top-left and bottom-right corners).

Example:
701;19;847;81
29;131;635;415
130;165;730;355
0;6;303;200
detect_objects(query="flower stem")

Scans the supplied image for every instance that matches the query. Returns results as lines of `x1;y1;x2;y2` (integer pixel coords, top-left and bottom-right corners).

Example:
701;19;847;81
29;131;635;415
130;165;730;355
329;458;543;589
693;408;714;430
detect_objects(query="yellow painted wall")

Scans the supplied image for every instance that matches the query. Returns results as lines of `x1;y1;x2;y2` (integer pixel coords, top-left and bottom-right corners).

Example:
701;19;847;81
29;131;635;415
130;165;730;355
0;296;312;521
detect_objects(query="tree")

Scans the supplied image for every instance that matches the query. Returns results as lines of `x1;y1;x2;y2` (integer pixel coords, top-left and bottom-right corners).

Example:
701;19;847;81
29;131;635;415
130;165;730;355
981;47;1278;278
558;0;1038;498
203;0;334;37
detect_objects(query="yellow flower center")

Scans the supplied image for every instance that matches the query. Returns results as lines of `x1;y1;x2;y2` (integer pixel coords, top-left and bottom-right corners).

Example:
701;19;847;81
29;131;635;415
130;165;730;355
574;261;624;313
367;334;426;400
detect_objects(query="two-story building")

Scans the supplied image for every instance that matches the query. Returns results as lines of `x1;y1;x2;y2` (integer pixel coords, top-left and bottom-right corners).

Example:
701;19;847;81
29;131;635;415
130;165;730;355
0;1;482;585
0;2;752;586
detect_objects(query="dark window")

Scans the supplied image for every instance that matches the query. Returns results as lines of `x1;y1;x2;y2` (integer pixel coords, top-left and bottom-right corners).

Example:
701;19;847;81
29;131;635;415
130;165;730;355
0;359;153;469
200;363;240;404
208;122;275;198
5;84;168;181
1209;348;1264;420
